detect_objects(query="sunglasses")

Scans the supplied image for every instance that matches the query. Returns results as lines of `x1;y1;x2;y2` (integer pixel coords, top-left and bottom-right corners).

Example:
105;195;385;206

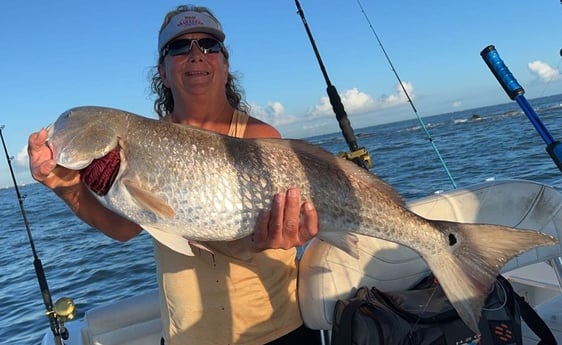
163;38;224;57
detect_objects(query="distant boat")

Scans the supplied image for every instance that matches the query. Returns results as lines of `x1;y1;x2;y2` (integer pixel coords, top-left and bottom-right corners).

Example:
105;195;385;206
470;113;481;120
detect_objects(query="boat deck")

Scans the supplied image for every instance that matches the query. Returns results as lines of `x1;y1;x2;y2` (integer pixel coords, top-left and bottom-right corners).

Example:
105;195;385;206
522;293;562;343
506;262;562;343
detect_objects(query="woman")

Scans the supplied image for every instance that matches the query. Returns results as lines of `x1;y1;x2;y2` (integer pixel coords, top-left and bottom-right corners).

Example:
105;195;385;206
28;4;321;345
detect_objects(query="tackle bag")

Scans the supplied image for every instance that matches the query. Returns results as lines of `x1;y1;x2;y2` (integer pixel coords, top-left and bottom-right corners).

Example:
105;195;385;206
330;274;556;345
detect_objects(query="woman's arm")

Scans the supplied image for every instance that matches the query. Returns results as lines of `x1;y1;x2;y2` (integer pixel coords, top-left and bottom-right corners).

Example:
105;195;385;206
28;129;142;241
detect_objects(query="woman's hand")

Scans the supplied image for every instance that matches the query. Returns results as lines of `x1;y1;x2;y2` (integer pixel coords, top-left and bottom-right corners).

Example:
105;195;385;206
28;128;142;241
253;188;318;251
28;128;81;194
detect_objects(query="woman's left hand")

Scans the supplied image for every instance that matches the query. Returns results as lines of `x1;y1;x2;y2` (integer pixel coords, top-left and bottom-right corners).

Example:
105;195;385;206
253;187;318;251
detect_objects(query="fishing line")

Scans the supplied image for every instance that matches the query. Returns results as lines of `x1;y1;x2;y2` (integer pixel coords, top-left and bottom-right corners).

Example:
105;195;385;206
409;281;439;337
482;280;507;312
355;0;457;189
353;2;463;335
0;126;72;345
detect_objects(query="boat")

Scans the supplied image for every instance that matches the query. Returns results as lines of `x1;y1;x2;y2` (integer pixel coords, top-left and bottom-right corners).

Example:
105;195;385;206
300;179;562;344
35;5;562;345
34;107;562;343
38;178;562;345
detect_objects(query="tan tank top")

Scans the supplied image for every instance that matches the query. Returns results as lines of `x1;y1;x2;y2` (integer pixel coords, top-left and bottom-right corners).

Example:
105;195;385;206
155;110;302;345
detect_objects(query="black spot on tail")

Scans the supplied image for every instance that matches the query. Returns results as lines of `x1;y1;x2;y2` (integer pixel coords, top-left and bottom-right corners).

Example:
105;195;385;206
448;233;457;246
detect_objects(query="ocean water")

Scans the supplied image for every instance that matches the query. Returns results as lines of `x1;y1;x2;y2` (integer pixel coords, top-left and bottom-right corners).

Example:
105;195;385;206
2;93;562;344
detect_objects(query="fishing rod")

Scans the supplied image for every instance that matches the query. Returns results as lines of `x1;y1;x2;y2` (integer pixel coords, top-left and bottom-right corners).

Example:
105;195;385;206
0;126;75;345
294;0;372;170
355;0;457;189
480;45;562;173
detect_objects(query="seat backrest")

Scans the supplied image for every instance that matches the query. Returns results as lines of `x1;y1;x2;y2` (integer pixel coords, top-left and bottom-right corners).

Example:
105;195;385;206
81;290;161;345
298;179;562;330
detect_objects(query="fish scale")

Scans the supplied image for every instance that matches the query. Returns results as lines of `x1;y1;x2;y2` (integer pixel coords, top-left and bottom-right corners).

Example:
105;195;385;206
46;105;557;334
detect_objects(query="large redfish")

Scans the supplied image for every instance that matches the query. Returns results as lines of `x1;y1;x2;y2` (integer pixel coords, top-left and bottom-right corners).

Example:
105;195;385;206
45;106;557;333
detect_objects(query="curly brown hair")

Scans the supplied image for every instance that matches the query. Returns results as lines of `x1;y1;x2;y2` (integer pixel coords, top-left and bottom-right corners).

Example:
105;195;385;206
150;5;249;118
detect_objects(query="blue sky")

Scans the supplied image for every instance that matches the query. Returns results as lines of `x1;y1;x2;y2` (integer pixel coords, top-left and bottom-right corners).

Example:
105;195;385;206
1;0;561;188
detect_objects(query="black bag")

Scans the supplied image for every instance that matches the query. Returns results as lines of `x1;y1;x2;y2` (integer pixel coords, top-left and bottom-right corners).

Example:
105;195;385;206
331;275;556;345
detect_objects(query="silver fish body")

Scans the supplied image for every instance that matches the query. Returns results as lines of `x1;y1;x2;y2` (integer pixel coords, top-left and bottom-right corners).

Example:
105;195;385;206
47;107;423;247
46;106;557;333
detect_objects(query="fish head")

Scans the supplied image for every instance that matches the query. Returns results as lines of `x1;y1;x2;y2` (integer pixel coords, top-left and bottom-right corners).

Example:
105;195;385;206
47;106;121;170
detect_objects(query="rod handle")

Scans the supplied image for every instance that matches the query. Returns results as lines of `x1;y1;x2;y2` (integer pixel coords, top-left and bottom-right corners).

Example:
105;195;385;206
480;45;525;100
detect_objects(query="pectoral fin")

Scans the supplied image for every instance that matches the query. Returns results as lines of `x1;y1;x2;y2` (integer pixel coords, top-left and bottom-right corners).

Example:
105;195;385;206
143;225;213;256
316;232;360;259
188;241;214;254
123;179;176;218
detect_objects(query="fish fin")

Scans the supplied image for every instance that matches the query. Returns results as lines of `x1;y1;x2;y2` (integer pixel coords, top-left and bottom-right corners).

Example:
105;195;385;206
143;226;214;256
143;226;194;256
188;240;214;254
425;221;558;333
123;179;176;218
316;232;360;259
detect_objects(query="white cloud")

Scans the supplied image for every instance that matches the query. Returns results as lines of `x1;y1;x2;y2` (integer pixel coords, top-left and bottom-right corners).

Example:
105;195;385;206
452;101;462;108
380;82;413;106
250;82;414;133
339;88;376;113
308;82;413;117
15;145;29;167
0;144;32;188
528;60;562;82
250;101;299;126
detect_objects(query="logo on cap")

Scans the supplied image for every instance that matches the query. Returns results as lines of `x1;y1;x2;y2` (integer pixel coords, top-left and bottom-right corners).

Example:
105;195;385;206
177;16;205;28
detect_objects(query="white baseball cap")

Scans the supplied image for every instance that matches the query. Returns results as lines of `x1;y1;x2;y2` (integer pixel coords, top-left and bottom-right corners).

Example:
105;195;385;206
158;10;226;53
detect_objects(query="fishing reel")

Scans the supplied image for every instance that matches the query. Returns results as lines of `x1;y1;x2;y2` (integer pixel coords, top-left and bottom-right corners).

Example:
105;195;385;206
47;297;77;340
1;126;77;344
338;147;373;170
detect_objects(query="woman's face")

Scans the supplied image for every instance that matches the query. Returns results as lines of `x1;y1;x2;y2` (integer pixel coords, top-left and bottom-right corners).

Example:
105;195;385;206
159;33;229;98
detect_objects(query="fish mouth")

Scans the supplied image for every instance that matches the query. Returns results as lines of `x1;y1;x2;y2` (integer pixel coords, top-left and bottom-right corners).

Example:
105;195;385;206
45;123;55;141
45;123;56;158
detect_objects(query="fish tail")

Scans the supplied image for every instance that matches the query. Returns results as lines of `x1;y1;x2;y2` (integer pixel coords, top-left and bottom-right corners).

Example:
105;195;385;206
424;221;557;333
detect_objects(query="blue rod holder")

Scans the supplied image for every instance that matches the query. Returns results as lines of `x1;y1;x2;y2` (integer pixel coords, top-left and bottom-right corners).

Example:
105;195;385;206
481;45;562;173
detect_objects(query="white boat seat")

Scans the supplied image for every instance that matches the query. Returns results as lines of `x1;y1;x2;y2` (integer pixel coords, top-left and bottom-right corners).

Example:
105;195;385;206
81;290;161;345
522;292;562;343
298;179;562;330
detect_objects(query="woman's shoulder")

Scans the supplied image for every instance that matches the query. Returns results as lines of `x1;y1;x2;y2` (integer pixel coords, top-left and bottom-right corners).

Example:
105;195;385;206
245;116;281;139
